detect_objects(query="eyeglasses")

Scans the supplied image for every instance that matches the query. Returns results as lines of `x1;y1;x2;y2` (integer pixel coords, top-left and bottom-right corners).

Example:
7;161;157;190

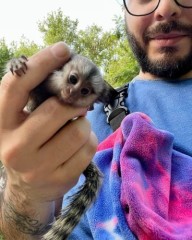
123;0;192;16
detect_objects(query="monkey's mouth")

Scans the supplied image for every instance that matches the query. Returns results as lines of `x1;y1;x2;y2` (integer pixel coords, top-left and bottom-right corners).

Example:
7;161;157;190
60;96;74;104
60;90;73;103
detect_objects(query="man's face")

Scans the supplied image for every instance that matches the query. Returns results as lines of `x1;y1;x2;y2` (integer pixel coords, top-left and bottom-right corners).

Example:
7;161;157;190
125;0;192;79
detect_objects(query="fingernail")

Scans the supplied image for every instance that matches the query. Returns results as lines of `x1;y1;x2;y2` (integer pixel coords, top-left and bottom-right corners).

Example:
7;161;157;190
51;42;71;60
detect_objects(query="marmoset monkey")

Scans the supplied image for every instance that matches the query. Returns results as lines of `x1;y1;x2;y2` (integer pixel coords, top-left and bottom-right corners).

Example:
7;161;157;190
6;53;118;240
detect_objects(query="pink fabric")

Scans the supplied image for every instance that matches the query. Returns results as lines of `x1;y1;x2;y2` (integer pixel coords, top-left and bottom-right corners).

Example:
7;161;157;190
96;112;192;239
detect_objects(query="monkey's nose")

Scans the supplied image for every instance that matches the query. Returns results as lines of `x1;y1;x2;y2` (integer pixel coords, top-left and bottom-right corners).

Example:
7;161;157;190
61;87;71;98
66;87;71;95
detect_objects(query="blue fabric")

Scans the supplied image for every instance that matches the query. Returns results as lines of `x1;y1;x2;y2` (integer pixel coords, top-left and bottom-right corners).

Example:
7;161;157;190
65;78;192;239
127;78;192;156
87;112;192;240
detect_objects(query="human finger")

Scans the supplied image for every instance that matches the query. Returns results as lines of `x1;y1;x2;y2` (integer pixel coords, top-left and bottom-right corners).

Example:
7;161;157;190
18;98;88;148
50;131;98;193
0;42;71;128
39;117;92;169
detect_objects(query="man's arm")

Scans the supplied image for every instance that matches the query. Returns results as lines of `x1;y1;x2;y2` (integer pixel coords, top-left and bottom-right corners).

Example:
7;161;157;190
0;182;54;239
0;42;97;239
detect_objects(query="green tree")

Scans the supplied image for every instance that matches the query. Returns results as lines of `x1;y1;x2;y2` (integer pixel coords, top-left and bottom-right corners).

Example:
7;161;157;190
76;25;118;68
0;39;13;79
37;9;138;85
38;9;118;69
38;8;79;46
104;15;139;86
105;39;139;87
0;37;41;79
0;10;139;86
11;37;41;57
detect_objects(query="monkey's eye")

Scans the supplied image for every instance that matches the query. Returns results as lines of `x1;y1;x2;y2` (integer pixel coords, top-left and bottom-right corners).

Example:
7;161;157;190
68;74;78;85
81;88;90;96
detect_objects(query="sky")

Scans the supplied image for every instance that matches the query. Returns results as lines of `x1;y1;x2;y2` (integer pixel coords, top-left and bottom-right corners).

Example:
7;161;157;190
0;0;123;45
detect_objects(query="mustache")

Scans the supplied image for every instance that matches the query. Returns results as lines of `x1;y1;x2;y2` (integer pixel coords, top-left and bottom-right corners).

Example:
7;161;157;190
144;21;192;42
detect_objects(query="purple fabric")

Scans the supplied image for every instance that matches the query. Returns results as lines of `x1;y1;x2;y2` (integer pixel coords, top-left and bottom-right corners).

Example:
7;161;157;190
89;112;192;240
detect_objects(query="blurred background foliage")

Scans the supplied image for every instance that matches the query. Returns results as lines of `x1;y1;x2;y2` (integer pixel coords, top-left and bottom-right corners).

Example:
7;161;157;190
0;9;139;87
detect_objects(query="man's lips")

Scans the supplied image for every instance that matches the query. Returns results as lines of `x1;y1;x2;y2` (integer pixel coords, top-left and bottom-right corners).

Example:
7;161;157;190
149;32;189;46
152;33;188;40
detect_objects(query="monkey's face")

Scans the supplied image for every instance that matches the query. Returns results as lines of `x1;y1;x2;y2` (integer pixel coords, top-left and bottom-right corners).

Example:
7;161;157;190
57;56;105;108
60;70;102;108
47;54;106;108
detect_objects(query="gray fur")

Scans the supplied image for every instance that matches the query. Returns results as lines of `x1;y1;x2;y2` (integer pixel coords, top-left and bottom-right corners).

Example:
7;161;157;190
6;53;117;240
27;54;117;111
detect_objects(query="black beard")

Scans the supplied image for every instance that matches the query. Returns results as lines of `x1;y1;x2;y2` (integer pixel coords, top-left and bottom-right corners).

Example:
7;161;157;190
126;21;192;79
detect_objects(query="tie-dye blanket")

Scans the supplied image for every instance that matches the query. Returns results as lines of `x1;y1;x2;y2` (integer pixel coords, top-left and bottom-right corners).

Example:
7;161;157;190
87;112;192;240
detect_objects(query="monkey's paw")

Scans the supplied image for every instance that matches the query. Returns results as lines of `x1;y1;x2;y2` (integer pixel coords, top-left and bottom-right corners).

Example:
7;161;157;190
6;55;28;76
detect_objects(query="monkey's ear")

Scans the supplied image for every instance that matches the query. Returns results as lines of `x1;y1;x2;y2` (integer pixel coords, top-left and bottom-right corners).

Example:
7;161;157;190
98;80;118;104
88;104;94;111
70;51;76;58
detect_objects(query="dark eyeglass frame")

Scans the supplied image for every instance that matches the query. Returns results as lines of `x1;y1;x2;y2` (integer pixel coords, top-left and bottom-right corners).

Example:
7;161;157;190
123;0;192;17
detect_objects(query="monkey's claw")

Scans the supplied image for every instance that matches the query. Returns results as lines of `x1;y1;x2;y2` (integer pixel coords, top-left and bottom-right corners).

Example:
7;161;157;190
7;55;28;76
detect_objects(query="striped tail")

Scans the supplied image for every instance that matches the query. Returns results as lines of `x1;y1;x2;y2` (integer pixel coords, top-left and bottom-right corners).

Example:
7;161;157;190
43;162;102;240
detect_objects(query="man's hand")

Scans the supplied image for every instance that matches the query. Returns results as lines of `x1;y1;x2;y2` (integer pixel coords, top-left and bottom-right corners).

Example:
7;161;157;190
0;42;97;239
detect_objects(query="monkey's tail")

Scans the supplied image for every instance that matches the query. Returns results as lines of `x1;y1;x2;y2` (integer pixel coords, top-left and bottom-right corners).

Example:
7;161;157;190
43;162;102;240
